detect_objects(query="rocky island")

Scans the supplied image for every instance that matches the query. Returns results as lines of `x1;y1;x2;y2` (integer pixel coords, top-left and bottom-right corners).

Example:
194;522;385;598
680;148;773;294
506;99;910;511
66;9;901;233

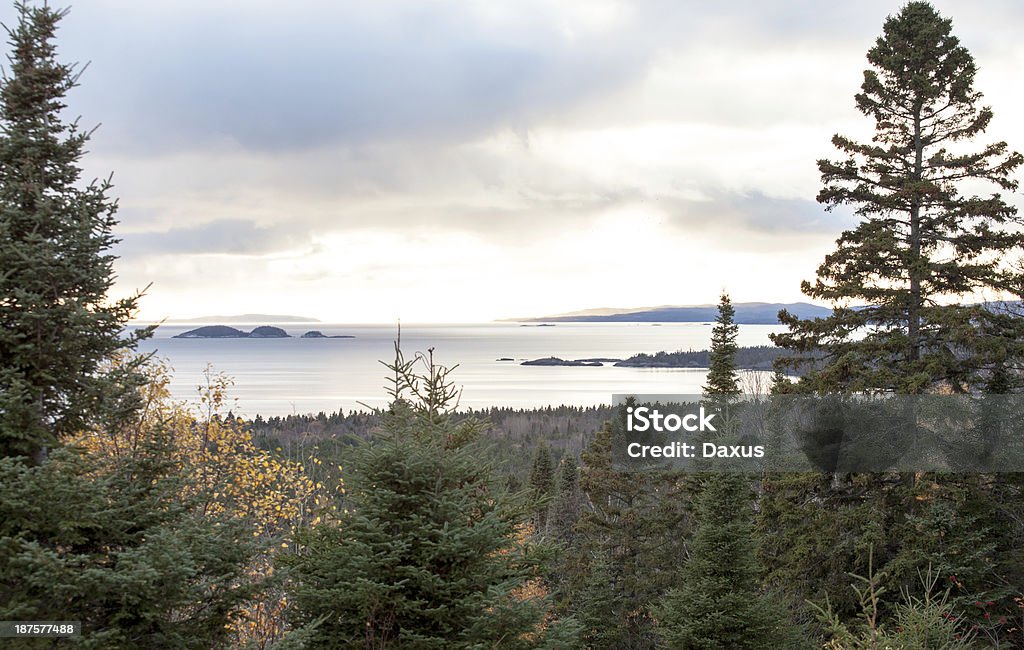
521;357;616;367
174;325;290;338
516;347;792;370
300;330;355;339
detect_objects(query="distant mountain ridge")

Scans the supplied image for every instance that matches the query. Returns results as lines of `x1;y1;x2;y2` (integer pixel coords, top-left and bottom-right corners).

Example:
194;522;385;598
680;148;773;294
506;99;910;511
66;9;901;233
509;302;833;325
170;314;321;323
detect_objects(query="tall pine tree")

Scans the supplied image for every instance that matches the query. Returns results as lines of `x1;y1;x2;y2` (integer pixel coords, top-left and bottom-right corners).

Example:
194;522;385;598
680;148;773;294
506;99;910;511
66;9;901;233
0;2;149;461
761;6;1024;644
771;1;1024;394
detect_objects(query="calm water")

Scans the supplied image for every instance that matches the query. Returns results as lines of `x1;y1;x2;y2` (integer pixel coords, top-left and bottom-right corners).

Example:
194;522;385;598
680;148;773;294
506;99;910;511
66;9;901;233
133;322;787;417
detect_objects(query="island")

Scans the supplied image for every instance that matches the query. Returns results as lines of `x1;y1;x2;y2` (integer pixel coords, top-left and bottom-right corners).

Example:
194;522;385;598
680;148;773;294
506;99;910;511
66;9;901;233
301;331;355;339
174;325;251;338
515;347;793;370
521;357;607;367
174;325;290;339
614;346;785;369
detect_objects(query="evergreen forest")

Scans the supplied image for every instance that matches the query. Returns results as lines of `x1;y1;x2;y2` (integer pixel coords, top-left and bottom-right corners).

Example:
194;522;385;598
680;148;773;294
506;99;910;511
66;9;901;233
1;2;1022;648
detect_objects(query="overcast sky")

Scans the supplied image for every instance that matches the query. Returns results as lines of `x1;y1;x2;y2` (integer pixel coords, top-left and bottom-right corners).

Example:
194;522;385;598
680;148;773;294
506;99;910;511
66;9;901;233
4;0;1023;322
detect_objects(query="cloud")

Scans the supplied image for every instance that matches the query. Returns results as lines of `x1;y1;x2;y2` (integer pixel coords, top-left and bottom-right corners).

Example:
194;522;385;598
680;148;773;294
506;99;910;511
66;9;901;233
16;0;668;156
4;0;1022;321
117;219;307;256
4;0;1019;159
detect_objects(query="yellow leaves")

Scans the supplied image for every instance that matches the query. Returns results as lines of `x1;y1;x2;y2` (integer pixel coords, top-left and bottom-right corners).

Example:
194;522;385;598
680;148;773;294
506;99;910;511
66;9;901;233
78;360;325;539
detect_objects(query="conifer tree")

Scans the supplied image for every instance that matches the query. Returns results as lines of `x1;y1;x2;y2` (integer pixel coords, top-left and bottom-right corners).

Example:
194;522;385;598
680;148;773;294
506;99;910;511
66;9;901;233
544;455;583;614
771;1;1024;394
656;293;797;648
761;7;1024;644
283;346;576;648
528;442;554;532
0;2;150;460
0;6;267;646
549;455;580;544
0;424;262;648
574;404;689;649
703;292;741;400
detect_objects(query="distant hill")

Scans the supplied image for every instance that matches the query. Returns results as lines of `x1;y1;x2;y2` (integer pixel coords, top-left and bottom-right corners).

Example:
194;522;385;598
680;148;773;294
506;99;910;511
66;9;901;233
171;314;321;324
509;302;833;325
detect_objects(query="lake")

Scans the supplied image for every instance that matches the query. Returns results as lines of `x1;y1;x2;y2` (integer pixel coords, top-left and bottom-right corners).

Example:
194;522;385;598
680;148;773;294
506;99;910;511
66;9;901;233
133;322;788;417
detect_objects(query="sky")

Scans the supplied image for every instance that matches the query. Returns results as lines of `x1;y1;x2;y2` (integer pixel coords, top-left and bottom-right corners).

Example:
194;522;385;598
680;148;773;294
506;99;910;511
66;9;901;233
3;0;1023;323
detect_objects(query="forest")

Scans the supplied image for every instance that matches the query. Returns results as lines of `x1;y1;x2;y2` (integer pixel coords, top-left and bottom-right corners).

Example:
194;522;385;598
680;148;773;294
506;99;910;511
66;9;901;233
2;2;1023;648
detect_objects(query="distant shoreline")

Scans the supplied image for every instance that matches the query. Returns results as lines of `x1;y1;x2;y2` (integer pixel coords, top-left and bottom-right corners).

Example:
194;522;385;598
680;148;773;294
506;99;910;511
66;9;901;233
519;345;787;370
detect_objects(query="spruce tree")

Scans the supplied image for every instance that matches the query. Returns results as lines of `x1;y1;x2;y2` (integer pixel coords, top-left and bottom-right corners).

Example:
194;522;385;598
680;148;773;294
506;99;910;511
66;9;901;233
283;347;575;648
548;455;580;544
544;455;582;614
703;292;741;400
656;293;797;648
0;426;262;648
528;442;554;533
0;2;149;460
574;405;689;649
771;1;1024;394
